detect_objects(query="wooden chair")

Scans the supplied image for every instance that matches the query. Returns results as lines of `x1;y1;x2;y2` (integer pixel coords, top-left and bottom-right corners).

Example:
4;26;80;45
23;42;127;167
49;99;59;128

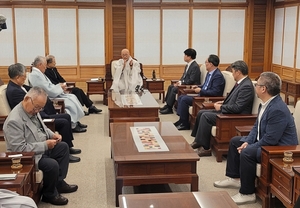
188;71;236;128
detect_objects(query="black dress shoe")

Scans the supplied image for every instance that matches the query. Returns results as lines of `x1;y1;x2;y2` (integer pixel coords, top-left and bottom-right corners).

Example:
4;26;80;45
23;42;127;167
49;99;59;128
160;108;173;114
69;155;80;163
88;106;102;114
160;105;168;110
42;194;68;205
176;124;189;130
77;121;87;128
57;184;78;194
84;111;90;116
69;147;81;154
72;125;87;133
190;142;201;149
174;120;182;126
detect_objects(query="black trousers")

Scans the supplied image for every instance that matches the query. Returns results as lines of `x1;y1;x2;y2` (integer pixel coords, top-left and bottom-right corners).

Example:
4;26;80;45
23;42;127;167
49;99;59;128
71;87;93;108
191;109;219;150
226;136;261;195
38;142;69;198
165;85;178;107
48;113;74;148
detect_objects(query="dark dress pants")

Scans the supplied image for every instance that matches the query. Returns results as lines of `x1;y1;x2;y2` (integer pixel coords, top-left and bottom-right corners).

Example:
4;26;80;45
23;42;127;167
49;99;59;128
191;110;219;150
177;95;193;127
225;136;261;195
71;87;93;108
38;142;69;198
165;85;178;107
48;113;74;148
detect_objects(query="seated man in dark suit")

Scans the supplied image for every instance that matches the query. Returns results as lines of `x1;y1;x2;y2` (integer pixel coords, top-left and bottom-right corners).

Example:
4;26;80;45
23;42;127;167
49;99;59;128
214;72;298;205
4;87;78;206
174;54;225;130
6;63;81;163
160;48;201;114
191;60;255;156
45;55;101;115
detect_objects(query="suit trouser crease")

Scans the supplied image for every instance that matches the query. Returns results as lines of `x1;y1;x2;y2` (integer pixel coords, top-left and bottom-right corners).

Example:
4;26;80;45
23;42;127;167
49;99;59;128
38;142;69;198
72;87;93;108
177;95;193;127
194;111;218;150
225;136;260;195
165;85;178;107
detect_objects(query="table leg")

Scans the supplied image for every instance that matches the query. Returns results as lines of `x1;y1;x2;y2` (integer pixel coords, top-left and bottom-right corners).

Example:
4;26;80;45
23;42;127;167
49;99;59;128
162;92;165;103
115;178;123;207
191;175;199;191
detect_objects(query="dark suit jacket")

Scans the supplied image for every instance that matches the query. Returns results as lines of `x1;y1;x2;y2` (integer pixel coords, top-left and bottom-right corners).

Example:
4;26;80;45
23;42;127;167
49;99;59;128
44;67;66;84
221;76;254;114
6;81;57;117
241;95;298;147
199;68;225;97
180;61;200;85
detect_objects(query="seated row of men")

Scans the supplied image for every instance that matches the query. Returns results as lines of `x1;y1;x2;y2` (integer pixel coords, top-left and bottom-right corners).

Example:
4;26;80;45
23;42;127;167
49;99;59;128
160;49;299;205
2;55;104;206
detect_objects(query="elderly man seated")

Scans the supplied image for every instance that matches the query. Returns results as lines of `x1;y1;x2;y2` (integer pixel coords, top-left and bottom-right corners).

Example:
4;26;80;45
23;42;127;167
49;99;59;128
28;56;86;131
3;87;78;205
110;48;143;93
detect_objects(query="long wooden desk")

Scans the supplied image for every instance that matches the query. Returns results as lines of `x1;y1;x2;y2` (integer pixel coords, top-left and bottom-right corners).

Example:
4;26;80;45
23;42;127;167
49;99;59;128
119;191;238;208
108;90;160;136
111;122;199;207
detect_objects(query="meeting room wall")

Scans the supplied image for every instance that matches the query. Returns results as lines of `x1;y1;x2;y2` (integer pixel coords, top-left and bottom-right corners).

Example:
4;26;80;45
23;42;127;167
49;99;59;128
0;0;271;87
272;1;300;83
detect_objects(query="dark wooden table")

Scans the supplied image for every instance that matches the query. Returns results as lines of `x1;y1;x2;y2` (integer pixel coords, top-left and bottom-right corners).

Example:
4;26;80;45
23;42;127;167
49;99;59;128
146;78;165;102
111;122;199;207
108;90;160;136
119;191;238;208
86;80;106;104
269;158;300;208
281;80;300;106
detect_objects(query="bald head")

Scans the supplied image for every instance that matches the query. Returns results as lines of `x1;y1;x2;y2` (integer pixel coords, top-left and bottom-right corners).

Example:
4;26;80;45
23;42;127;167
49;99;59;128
121;49;131;61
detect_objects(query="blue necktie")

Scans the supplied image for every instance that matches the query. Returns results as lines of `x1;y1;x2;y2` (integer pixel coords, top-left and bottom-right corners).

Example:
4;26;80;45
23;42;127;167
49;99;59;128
203;73;211;90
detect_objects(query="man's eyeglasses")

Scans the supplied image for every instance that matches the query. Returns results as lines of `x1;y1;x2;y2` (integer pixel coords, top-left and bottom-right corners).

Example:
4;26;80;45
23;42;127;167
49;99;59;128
29;97;44;112
254;83;265;87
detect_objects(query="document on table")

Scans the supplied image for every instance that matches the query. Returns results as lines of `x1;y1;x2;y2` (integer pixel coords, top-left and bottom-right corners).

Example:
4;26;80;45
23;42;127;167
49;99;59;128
0;174;17;180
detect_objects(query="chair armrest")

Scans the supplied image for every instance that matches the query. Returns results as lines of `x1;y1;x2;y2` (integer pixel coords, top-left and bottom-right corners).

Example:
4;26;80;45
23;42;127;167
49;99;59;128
66;82;75;87
202;102;215;109
183;89;196;94
0;116;7;130
216;114;258;119
171;80;179;85
43;119;55;132
50;98;65;114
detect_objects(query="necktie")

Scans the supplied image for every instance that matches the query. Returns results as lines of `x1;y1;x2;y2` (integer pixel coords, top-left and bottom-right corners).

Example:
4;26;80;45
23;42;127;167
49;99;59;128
203;74;211;90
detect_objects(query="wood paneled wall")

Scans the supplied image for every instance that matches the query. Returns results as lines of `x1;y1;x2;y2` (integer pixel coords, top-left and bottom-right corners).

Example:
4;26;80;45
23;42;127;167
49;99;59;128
0;0;286;86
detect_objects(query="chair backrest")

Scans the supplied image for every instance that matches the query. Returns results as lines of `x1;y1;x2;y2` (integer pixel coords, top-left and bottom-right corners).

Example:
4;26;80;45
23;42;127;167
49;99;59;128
0;85;11;116
221;71;235;96
294;100;300;141
200;64;207;85
111;60;119;78
251;81;262;114
24;72;30;86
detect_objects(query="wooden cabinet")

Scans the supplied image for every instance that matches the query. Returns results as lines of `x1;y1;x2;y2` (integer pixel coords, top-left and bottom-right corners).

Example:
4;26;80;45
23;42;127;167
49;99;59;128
146;79;165;102
86;80;106;105
281;80;300;106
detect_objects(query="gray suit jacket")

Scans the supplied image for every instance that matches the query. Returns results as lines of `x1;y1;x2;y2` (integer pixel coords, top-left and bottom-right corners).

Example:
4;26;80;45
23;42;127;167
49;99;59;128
3;103;54;167
180;61;201;85
221;76;254;114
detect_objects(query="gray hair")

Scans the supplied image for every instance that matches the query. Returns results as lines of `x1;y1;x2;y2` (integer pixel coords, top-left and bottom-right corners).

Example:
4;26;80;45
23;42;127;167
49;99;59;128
32;56;46;67
26;86;48;100
231;60;248;75
46;55;55;64
259;72;282;96
8;63;26;79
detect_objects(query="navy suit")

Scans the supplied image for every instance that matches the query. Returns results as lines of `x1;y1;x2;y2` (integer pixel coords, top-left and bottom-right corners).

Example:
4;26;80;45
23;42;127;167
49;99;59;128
164;61;201;107
191;76;255;149
176;68;225;127
6;81;75;148
226;95;298;195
